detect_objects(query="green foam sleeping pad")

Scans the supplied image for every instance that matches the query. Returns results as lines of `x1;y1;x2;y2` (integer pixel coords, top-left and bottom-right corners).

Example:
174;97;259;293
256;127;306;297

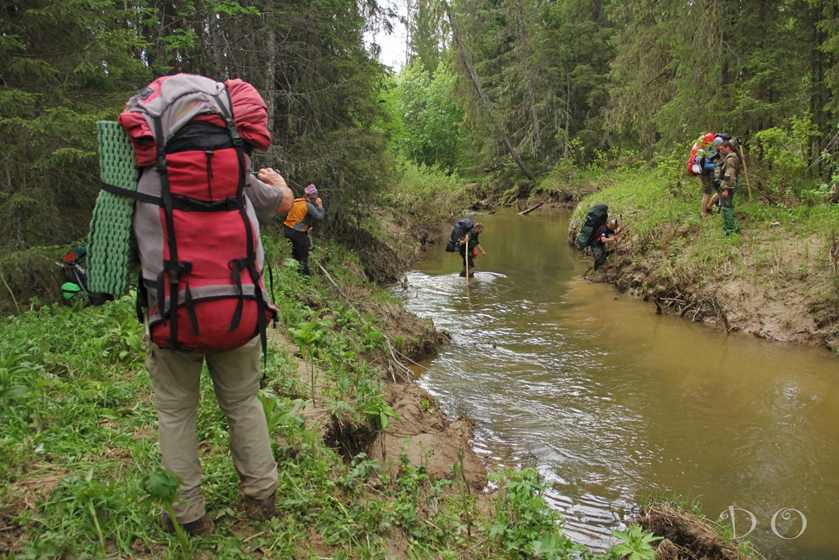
87;121;138;296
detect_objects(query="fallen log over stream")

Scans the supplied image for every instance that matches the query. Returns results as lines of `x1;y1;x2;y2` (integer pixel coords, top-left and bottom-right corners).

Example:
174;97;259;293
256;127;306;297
518;201;544;216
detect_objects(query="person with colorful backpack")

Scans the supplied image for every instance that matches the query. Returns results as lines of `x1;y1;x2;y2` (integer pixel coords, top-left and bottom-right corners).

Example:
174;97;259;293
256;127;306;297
114;74;293;536
687;132;721;217
282;183;325;276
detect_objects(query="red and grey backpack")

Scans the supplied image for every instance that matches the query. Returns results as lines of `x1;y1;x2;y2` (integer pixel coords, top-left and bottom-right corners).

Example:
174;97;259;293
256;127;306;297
114;74;276;353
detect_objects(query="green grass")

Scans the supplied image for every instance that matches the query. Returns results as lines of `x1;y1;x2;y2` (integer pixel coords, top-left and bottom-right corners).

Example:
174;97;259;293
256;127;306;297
532;162;615;202
0;234;747;558
572;168;839;282
0;238;610;559
380;158;469;229
384;159;465;206
574;168;839;236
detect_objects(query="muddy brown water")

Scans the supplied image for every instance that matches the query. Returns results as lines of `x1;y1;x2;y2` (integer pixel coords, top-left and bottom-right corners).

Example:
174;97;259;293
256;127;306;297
396;209;839;559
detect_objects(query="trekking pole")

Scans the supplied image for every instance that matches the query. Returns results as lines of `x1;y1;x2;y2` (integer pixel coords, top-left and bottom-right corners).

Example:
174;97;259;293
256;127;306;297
464;234;470;283
736;144;754;200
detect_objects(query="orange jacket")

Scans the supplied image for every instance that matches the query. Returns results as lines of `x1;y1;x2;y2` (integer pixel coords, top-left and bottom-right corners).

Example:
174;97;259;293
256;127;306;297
283;198;309;229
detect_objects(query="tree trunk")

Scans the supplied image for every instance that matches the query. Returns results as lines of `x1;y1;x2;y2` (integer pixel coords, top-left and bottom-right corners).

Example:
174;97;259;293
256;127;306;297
264;4;277;137
444;2;535;180
808;2;828;174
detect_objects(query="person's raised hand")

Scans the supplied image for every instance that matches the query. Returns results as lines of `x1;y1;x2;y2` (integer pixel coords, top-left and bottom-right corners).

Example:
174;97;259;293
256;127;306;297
256;168;293;214
257;167;286;188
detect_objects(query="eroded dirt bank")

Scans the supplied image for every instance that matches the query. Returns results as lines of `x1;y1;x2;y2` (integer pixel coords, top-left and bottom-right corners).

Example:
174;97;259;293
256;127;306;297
271;224;490;487
575;224;839;353
560;170;839;355
268;298;487;493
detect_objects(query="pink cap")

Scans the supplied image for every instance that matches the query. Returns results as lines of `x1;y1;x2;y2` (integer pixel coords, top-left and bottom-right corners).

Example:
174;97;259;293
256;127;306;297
304;184;318;197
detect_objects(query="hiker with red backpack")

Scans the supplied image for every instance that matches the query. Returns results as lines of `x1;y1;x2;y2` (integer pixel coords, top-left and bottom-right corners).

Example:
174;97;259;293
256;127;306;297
687;132;723;217
115;74;293;536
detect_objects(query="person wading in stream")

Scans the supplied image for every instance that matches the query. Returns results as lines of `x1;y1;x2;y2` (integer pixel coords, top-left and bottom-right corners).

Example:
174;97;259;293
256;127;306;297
283;184;325;276
459;223;486;277
446;218;486;278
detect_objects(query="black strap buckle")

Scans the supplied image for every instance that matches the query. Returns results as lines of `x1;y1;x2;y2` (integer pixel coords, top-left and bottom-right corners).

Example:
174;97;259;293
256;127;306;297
156;155;168;173
164;260;192;284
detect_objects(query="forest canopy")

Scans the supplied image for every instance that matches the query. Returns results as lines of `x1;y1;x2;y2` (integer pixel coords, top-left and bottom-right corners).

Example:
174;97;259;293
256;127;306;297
0;0;393;249
394;0;838;199
1;0;838;251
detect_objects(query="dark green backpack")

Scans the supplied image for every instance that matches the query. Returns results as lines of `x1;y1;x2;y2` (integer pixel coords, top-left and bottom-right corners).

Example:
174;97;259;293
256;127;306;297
575;204;608;249
446;218;474;252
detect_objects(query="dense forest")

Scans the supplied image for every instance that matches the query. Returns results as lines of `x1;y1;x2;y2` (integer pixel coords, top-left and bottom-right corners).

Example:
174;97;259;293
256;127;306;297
2;1;837;253
393;1;838;194
0;0;393;250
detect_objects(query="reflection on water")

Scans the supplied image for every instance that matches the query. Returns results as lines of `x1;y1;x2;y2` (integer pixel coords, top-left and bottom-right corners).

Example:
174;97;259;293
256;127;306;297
397;209;839;558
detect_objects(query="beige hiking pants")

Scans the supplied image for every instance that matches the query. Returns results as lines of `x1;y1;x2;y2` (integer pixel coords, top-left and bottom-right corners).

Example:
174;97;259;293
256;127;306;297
146;336;277;523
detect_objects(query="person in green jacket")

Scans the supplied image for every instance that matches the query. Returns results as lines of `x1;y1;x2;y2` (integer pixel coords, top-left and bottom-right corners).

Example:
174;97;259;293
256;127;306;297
716;141;741;236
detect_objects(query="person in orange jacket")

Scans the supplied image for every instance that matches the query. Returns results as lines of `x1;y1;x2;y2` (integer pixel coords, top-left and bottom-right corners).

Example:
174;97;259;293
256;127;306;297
282;183;325;275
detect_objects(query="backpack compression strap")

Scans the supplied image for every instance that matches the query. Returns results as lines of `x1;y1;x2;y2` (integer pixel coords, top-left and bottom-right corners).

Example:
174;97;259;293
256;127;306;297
102;184;243;211
213;87;269;364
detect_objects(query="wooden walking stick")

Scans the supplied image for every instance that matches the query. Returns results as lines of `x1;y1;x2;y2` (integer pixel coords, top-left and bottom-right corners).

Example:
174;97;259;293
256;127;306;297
737;144;754;200
464;234;470;282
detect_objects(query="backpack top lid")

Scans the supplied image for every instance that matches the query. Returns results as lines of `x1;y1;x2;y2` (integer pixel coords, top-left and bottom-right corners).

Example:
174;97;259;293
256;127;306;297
451;218;474;241
118;74;271;167
455;218;474;231
588;204;608;222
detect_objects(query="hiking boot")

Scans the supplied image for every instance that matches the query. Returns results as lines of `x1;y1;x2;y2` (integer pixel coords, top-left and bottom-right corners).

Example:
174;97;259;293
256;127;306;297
161;512;214;537
242;492;277;521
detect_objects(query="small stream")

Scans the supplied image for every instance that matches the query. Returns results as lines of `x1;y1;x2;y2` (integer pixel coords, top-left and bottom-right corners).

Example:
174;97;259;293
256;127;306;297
396;209;839;559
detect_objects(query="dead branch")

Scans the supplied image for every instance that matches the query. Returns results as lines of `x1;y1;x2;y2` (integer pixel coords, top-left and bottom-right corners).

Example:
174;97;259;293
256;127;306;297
518;201;544;216
0;268;21;313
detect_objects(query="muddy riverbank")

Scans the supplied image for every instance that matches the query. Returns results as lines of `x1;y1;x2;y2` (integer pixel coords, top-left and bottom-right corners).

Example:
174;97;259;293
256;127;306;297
564;169;839;353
